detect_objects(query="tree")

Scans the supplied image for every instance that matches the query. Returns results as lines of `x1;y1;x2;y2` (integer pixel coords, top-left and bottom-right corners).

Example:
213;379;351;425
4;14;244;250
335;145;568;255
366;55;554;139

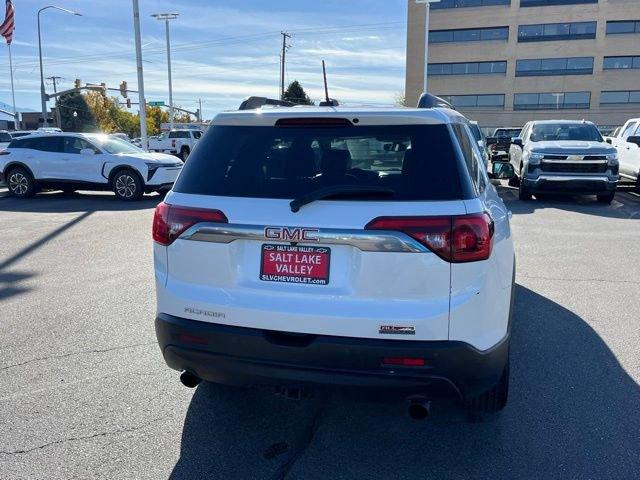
283;80;314;105
394;92;408;107
57;92;98;133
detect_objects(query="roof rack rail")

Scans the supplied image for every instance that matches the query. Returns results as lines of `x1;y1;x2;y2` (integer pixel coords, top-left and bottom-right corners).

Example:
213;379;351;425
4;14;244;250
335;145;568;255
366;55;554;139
238;96;295;111
417;92;455;110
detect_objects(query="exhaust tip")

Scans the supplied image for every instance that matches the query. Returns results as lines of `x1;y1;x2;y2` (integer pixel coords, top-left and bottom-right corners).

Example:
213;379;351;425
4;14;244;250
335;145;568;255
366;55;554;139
408;399;431;420
180;371;201;388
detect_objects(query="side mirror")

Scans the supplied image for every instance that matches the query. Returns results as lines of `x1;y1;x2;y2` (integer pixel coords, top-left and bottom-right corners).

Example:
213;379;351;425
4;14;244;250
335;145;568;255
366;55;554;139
485;136;498;146
605;138;612;144
491;162;515;180
511;137;523;148
627;135;640;147
80;148;96;156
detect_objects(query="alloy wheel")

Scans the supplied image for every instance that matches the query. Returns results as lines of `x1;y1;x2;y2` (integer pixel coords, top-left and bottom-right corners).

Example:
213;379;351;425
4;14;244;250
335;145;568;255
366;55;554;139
115;174;137;198
8;172;29;195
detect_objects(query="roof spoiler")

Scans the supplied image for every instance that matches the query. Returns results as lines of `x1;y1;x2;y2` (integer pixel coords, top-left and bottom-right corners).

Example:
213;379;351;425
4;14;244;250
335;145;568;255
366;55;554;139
239;96;295;110
417;92;455;110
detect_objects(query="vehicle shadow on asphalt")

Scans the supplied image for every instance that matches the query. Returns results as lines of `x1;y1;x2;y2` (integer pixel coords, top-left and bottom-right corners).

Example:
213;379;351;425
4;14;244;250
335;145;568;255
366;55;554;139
0;191;164;213
169;285;640;479
497;184;640;220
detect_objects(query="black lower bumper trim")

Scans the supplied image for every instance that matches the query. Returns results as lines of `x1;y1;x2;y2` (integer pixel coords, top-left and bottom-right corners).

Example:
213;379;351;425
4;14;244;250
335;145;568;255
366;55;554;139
155;314;509;401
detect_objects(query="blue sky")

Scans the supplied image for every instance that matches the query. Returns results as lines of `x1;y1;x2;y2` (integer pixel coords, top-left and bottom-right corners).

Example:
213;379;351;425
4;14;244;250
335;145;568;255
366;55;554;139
0;0;408;119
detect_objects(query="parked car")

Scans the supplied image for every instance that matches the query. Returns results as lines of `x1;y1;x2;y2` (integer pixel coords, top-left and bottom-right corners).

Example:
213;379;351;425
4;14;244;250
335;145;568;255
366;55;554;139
152;105;516;416
0;133;182;200
0;130;11;151
469;121;489;167
487;128;522;162
110;133;131;143
131;137;142;148
148;129;203;161
508;120;619;203
606;118;640;190
37;127;62;133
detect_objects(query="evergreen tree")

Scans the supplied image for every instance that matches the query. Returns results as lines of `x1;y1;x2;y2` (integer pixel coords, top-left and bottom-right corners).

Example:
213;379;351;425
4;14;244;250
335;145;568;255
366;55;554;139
58;93;98;132
283;80;314;105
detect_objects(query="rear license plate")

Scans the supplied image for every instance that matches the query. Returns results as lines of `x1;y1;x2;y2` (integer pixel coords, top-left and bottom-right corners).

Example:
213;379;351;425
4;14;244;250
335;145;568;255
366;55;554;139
260;244;331;285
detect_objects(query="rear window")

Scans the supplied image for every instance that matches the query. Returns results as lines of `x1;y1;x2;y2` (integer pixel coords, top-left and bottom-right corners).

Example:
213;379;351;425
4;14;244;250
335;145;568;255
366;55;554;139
174;124;464;201
0;132;11;143
9;136;62;152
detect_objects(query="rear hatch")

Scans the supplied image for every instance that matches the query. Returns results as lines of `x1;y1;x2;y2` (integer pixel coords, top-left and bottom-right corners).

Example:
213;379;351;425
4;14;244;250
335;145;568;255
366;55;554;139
155;119;475;341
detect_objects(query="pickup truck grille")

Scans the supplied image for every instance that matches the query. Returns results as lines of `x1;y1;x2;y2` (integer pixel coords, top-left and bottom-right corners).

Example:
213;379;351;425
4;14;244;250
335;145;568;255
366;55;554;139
538;162;608;174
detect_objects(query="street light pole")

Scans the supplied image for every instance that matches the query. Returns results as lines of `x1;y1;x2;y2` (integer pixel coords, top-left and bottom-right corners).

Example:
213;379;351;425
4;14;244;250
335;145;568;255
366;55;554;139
416;0;440;93
152;13;178;130
132;0;148;150
37;5;82;127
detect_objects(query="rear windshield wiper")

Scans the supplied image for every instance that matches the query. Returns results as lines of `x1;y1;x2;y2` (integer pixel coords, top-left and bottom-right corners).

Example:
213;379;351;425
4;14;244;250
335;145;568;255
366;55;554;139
290;185;395;213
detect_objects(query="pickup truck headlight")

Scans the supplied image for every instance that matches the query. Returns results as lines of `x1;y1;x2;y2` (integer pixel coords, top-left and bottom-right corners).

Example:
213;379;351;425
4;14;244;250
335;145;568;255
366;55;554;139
606;153;618;166
528;153;543;165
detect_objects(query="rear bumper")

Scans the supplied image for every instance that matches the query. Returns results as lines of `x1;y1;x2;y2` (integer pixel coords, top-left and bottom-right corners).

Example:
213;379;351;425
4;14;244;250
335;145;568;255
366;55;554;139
155;313;510;401
523;175;617;194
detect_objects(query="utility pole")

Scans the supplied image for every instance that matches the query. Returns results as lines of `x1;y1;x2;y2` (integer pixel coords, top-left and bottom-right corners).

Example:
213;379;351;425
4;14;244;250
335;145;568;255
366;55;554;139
47;76;63;128
152;13;179;129
197;98;203;122
280;32;291;100
132;0;148;150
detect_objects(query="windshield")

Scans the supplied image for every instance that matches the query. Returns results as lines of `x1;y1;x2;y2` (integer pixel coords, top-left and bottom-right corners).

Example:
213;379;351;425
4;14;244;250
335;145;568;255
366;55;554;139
495;129;521;138
174;124;464;201
530;123;603;142
91;136;143;154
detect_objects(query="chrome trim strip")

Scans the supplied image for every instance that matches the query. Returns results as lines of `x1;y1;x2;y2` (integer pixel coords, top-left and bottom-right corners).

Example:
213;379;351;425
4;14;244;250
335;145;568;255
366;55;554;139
536;175;612;182
541;159;606;164
180;223;430;253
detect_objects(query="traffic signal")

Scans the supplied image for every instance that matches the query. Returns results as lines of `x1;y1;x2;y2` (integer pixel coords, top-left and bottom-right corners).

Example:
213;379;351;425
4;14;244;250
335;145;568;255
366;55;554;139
74;78;81;89
120;81;128;98
126;98;132;109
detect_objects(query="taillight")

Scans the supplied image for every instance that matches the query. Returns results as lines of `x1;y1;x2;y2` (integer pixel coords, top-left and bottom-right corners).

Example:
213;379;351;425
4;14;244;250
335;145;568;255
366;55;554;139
365;213;493;263
152;202;227;246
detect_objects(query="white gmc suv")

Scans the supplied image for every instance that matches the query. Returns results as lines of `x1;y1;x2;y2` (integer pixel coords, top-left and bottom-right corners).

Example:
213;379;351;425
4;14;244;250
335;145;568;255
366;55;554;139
0;133;183;200
153;106;516;416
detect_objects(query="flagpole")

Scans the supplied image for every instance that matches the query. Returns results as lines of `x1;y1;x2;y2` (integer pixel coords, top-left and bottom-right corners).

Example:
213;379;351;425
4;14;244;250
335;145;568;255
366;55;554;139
7;43;17;126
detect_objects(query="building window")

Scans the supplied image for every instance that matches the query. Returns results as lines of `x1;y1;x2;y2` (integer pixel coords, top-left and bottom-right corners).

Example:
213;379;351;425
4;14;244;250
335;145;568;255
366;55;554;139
603;56;640;70
440;94;505;108
429;26;509;43
520;0;597;7
514;92;591;110
600;91;640;104
431;0;510;9
518;21;596;42
606;21;640;35
428;61;507;75
515;57;593;76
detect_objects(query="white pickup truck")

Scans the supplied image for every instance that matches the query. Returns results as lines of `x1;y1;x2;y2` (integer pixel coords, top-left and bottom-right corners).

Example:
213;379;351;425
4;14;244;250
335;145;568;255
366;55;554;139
606;118;640;189
148;129;203;161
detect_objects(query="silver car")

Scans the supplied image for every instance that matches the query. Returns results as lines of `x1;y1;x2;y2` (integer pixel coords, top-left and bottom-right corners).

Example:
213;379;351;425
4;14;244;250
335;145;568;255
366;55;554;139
508;120;619;203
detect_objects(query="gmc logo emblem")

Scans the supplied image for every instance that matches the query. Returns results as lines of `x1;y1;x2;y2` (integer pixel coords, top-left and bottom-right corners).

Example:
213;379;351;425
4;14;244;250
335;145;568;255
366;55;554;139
264;227;320;242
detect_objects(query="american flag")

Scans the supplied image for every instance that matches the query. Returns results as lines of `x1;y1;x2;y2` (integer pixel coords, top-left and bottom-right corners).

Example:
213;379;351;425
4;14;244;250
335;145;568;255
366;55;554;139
0;0;15;45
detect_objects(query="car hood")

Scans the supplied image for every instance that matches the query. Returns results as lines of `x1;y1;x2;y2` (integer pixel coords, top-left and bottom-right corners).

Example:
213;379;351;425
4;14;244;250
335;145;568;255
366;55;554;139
118;152;183;165
528;141;615;155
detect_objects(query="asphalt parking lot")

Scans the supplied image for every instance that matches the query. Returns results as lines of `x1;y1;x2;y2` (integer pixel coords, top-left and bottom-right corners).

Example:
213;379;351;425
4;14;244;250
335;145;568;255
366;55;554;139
0;185;639;479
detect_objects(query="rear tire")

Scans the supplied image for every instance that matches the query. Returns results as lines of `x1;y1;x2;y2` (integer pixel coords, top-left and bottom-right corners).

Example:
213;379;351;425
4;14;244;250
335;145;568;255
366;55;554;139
518;183;532;201
469;361;509;413
597;192;615;204
112;169;144;201
6;167;36;198
180;147;190;162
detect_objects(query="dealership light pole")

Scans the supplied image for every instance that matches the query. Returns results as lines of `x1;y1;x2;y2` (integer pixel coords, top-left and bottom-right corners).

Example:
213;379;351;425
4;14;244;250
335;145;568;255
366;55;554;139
133;0;148;150
152;12;178;130
37;5;82;127
415;0;440;93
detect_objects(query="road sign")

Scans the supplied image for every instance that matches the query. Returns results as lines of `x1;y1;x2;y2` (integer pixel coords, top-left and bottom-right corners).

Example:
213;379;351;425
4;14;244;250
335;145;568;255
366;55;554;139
148;101;165;107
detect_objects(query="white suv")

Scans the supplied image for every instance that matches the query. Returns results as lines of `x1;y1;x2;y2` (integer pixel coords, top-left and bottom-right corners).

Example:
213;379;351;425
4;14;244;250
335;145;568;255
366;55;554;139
153;106;516;415
0;133;183;200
